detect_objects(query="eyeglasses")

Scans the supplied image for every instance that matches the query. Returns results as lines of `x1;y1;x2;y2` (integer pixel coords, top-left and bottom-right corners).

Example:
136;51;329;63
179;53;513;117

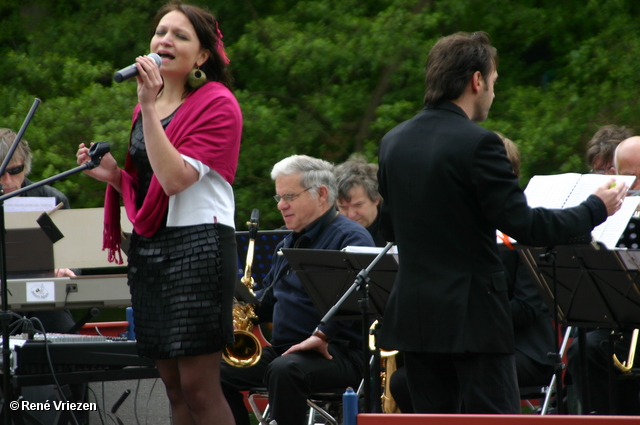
1;164;24;177
590;166;615;175
273;186;315;203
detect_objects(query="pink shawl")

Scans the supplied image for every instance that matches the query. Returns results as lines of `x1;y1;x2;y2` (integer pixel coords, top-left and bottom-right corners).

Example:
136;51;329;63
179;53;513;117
103;82;242;263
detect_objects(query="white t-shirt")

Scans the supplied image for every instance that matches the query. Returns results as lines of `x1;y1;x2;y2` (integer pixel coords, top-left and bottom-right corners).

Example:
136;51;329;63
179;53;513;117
166;154;235;229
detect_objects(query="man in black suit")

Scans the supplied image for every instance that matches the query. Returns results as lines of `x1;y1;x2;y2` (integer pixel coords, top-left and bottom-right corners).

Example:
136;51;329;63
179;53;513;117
388;134;556;413
376;31;627;414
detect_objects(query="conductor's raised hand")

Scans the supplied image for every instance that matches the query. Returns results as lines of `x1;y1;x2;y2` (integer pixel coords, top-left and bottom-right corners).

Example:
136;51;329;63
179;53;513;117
593;178;628;216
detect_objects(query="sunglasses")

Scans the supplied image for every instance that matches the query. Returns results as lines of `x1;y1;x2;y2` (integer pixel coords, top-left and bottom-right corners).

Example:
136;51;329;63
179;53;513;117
2;164;25;176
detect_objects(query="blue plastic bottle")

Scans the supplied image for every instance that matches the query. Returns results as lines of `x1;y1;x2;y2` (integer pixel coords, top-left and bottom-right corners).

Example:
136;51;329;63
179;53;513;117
126;307;135;340
342;386;358;425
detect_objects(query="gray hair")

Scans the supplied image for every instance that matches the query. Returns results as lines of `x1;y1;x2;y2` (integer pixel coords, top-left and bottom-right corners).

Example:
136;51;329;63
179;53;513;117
334;153;380;203
271;155;337;204
0;128;32;175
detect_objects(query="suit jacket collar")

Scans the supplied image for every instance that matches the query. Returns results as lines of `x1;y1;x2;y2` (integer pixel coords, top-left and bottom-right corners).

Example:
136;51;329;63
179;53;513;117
426;101;469;120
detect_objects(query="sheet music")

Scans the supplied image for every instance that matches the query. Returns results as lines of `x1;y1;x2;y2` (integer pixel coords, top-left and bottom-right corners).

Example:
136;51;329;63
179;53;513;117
524;173;581;208
565;174;636;208
524;173;635;208
592;197;640;249
5;196;55;212
342;245;398;255
513;173;638;248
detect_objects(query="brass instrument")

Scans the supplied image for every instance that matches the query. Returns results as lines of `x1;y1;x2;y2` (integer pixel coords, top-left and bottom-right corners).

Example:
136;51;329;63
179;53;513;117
369;320;400;413
613;328;639;373
223;209;263;367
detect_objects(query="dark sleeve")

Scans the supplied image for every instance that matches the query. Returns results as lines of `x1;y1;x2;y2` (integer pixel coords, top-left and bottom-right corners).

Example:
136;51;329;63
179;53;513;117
316;224;375;338
471;132;600;247
253;242;286;323
582;194;607;228
254;266;275;323
379;200;395;243
510;255;547;330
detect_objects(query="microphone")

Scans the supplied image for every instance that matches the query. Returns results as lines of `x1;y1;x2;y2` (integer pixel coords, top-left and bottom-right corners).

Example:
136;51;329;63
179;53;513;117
113;53;162;83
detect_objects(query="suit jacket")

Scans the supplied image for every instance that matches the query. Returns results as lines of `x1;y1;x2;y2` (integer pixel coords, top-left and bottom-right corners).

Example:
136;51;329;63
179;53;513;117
377;102;606;354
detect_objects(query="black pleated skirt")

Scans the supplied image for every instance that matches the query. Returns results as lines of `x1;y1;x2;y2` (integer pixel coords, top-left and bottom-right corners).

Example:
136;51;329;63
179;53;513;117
128;223;236;359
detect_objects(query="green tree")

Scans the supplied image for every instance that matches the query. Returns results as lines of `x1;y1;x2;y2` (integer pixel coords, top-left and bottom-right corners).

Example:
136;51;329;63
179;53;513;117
2;0;640;231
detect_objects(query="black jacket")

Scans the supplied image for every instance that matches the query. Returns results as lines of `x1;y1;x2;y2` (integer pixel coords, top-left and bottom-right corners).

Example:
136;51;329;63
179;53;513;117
377;102;606;354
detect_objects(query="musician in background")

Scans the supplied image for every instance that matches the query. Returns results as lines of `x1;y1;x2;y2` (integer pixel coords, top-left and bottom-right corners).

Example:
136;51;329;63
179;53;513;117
585;125;634;175
376;31;627;414
334;153;386;246
0;128;76;333
389;133;556;412
0;128;87;424
566;134;640;415
220;155;375;425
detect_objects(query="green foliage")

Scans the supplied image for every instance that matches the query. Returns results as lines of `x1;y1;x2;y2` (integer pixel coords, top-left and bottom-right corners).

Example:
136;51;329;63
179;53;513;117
2;0;640;230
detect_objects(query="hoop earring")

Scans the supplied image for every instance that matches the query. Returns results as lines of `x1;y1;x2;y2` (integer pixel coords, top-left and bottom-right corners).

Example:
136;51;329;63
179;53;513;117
188;67;207;89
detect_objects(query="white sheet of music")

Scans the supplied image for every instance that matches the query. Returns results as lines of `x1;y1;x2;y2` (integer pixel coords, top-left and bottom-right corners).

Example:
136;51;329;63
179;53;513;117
593;196;640;249
524;173;636;208
564;174;636;208
5;196;55;212
524;173;582;208
513;173;638;248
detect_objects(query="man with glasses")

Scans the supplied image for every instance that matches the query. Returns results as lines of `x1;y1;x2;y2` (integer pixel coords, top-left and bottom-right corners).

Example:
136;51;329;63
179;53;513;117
0;129;75;323
585;125;634;175
221;154;374;425
0;128;87;424
0;128;70;207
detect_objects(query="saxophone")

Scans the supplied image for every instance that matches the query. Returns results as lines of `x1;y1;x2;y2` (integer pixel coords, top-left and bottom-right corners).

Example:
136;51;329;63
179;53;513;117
369;319;400;413
223;209;263;367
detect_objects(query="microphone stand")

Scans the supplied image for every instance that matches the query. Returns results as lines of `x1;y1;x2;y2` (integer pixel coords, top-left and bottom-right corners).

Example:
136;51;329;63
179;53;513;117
2;98;41;424
318;241;394;414
0;99;109;423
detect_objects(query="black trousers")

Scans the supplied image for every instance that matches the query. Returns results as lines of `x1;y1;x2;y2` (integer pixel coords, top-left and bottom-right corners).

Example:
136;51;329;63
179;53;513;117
391;353;552;413
221;342;363;425
404;351;520;414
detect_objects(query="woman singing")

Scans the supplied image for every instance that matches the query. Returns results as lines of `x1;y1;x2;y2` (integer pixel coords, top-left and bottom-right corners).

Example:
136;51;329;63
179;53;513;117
77;2;241;423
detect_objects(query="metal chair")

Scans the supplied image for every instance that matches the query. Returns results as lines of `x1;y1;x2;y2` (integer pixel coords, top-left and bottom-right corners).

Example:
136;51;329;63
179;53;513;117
248;387;342;425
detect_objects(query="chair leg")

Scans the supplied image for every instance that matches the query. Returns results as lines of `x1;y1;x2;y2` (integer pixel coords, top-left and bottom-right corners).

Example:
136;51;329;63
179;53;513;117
306;399;338;425
248;393;271;425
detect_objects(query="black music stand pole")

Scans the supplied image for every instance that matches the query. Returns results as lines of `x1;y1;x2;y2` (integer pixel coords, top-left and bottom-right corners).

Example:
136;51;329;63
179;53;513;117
539;247;565;415
0;102;110;423
318;242;394;414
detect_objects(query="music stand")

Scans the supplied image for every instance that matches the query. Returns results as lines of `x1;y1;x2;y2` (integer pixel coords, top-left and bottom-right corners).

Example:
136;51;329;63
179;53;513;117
520;244;640;329
235;229;290;304
282;246;397;412
283;248;397;320
520;243;640;414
